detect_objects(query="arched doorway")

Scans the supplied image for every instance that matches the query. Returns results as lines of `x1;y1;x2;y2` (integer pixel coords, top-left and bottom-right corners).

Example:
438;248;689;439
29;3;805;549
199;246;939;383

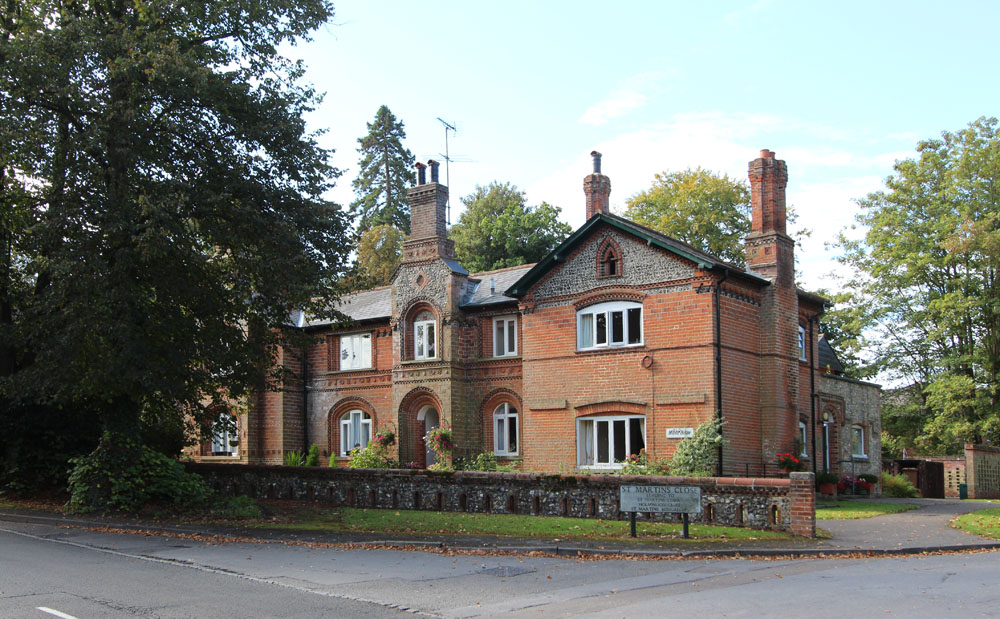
418;405;439;467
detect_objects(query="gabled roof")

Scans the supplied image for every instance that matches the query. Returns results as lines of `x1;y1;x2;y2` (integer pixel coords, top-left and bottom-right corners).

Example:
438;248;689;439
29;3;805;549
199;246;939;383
462;264;534;307
818;335;846;374
505;212;768;297
304;286;391;327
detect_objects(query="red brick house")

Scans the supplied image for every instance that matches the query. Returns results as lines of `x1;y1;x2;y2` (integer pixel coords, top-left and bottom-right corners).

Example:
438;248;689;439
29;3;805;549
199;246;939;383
192;149;880;477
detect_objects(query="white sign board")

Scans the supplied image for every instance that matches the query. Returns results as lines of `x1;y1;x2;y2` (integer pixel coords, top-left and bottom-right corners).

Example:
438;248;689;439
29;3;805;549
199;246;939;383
666;427;695;439
620;485;702;514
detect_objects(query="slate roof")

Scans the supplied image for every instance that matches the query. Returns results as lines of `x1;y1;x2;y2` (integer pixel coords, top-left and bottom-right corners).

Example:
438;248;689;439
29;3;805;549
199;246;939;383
462;264;534;307
304;286;391;327
818;335;846;374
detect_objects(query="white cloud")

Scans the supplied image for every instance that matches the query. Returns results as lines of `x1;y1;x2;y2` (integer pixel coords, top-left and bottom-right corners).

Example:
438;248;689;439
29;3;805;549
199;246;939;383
579;91;648;126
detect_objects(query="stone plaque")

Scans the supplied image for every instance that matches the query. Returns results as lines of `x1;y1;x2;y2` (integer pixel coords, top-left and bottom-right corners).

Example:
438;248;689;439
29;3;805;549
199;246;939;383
620;485;702;514
666;427;695;439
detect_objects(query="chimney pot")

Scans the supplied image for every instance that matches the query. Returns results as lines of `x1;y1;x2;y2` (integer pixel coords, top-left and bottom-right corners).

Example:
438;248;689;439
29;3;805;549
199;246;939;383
415;162;427;185
428;159;440;183
760;149;771;159
591;151;602;174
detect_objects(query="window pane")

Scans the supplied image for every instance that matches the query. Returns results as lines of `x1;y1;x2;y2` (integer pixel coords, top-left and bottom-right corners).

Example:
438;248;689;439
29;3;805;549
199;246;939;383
596;313;607;345
629;418;645;455
628;308;641;344
415;324;424;358
427;323;435;358
580;314;594;348
611;310;624;343
495;320;505;356
496;417;505;453
508;415;517;452
340;337;351;367
341;420;350;455
507;320;516;354
360;333;371;368
597;421;609;463
579;420;594;465
613;419;626;462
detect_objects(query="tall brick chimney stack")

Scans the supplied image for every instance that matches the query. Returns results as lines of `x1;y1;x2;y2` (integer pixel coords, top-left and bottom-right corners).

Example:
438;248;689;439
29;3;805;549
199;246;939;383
745;149;793;285
403;159;454;262
744;149;800;465
584;151;611;219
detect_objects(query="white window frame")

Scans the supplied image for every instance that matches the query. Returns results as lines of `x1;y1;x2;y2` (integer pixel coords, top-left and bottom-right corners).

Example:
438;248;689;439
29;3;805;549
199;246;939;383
798;421;808;457
414;318;436;360
493;402;519;456
851;424;867;458
340;409;372;456
576;415;646;469
493;316;517;357
577;301;643;351
339;332;372;371
210;415;239;457
798;325;807;361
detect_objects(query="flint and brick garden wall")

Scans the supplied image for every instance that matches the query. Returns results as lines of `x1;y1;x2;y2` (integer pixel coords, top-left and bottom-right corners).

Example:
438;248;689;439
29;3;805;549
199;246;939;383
188;463;815;537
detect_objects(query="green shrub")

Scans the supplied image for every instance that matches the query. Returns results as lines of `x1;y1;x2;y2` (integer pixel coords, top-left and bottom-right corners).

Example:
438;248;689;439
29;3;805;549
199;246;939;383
858;473;880;484
455;452;515;472
304;444;321;467
67;437;211;513
669;419;726;477
881;472;919;498
816;471;840;485
284;450;305;466
617;451;670;476
347;428;398;469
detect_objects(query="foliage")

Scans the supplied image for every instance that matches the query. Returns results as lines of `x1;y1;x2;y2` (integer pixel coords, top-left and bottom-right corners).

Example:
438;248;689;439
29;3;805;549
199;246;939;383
0;403;101;493
624;168;751;265
451;182;572;273
304;444;321;467
454;452;515;473
836;117;1000;448
347;427;397;470
350;105;415;234
355;224;404;287
67;436;210;513
1;0;350;494
617;450;670;476
816;471;840;485
858;473;880;484
210;495;263;520
881;472;920;498
836;473;874;494
776;452;805;472
425;425;454;471
951;507;1000;540
669;419;726;477
283;451;305;466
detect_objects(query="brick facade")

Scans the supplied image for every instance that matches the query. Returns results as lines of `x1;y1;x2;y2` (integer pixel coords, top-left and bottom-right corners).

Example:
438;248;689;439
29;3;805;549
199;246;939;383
192;150;879;481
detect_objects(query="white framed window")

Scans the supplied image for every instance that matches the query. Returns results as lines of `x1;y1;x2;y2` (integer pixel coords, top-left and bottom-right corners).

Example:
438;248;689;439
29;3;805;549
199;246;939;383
798;325;807;361
413;310;436;360
339;332;372;370
493;316;517;357
798;421;808;457
210;414;238;457
493;402;519;456
340;409;372;456
576;415;646;468
851;425;867;458
577;301;642;350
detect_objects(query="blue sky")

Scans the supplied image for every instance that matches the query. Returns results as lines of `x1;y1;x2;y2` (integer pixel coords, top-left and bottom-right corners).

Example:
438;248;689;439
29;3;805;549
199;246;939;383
289;1;999;290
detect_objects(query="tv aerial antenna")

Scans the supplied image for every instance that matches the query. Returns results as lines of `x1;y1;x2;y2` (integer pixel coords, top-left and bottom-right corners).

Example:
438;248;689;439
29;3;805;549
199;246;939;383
436;117;457;224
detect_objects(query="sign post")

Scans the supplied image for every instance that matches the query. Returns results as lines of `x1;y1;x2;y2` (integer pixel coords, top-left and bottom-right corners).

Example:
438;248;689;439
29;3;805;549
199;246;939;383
620;485;702;539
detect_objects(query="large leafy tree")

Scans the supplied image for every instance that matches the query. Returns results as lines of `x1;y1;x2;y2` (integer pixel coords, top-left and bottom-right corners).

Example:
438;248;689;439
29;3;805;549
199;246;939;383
0;0;350;496
837;117;1000;450
350;105;415;234
451;182;571;273
356;224;403;287
623;167;751;265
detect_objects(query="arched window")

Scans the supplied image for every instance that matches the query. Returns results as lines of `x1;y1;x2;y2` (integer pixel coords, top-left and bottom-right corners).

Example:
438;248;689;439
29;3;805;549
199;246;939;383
340;409;372;456
577;301;643;350
210;412;239;457
413;309;436;360
599;244;621;277
493;403;519;456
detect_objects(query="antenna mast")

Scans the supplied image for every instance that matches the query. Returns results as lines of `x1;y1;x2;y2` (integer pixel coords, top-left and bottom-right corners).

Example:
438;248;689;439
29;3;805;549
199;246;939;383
436;117;457;224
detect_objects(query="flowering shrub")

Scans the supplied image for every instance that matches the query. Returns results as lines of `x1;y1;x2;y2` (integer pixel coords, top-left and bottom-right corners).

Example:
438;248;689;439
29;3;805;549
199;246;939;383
342;425;397;469
836;473;874;494
371;428;396;448
425;426;454;471
776;452;804;472
617;450;670;476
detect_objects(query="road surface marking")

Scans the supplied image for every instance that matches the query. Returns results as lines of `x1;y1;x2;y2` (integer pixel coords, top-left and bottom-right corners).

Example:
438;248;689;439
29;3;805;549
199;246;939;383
36;608;79;619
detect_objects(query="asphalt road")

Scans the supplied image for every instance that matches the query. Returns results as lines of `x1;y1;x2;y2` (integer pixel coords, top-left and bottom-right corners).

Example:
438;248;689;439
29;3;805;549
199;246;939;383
2;520;999;618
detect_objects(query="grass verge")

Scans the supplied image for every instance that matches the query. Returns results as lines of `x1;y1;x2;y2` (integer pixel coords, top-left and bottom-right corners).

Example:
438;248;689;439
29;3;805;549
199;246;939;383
250;506;794;542
816;500;919;520
952;507;1000;539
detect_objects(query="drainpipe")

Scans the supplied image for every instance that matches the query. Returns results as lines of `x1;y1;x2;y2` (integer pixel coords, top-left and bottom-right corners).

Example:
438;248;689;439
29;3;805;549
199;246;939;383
809;315;817;475
714;268;729;476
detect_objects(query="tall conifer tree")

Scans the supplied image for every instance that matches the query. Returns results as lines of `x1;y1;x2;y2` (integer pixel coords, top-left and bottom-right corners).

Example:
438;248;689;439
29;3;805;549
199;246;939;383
350;106;415;234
